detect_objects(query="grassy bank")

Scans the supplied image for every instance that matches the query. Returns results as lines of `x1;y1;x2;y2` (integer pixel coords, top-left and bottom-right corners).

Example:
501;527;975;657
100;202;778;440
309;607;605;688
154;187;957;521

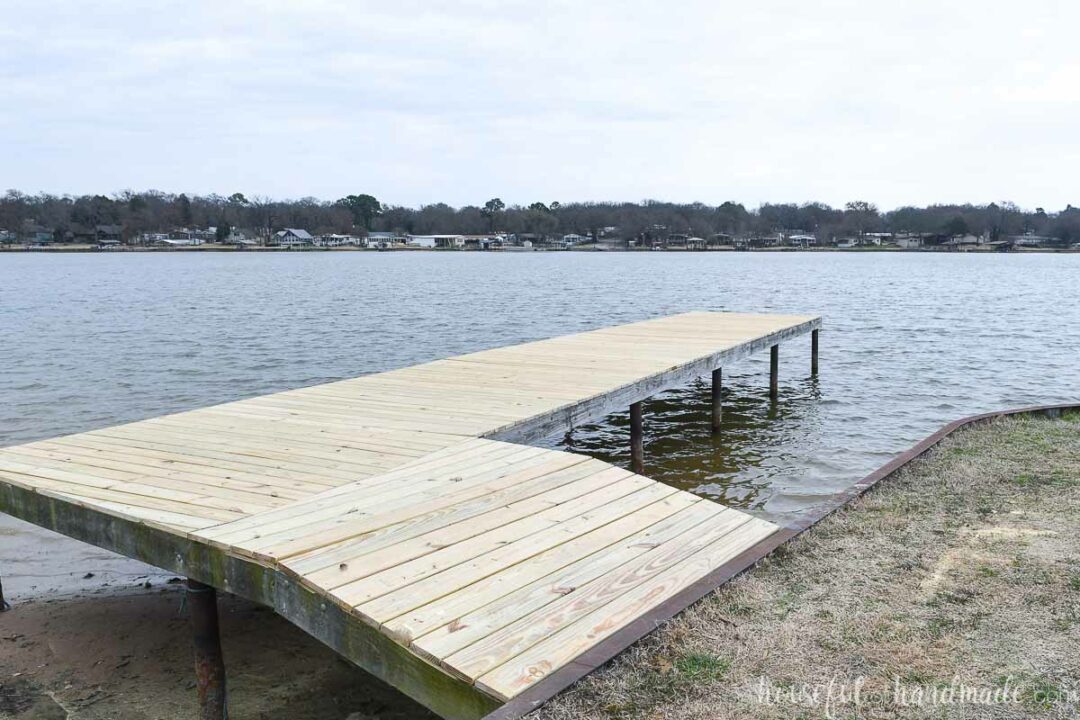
537;413;1080;719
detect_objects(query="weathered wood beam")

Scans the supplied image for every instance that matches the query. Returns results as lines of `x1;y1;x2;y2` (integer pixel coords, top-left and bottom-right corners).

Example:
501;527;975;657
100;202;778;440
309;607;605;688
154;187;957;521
811;328;819;375
0;483;502;720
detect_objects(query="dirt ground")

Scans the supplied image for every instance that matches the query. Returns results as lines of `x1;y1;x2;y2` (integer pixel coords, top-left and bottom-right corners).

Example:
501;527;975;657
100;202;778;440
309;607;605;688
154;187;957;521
0;588;437;720
2;414;1078;719
0;518;436;720
536;413;1080;719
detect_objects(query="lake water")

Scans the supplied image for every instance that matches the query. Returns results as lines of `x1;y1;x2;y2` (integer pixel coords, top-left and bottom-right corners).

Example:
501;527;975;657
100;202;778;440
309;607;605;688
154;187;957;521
2;251;1078;526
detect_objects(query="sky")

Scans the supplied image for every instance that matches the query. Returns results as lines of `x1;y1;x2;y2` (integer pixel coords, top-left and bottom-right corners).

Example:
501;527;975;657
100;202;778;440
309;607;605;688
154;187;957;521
2;0;1079;211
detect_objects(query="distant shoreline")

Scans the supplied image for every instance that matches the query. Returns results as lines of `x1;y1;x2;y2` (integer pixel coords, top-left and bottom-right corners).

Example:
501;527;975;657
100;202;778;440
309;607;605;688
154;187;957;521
1;244;1075;255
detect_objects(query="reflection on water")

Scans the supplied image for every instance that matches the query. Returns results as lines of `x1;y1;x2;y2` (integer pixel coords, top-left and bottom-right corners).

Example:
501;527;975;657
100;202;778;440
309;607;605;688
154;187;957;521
2;251;1078;527
554;367;824;516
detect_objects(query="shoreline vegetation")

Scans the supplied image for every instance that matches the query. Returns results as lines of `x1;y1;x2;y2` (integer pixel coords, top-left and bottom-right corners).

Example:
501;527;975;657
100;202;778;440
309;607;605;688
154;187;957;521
3;243;1078;254
4;191;1080;253
536;413;1080;720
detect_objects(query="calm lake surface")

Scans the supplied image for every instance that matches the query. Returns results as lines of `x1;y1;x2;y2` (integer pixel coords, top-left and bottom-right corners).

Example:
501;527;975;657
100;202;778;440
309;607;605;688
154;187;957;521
2;251;1078;526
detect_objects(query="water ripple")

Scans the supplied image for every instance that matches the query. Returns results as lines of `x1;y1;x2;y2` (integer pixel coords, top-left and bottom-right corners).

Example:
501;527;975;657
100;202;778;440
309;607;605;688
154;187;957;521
2;251;1079;525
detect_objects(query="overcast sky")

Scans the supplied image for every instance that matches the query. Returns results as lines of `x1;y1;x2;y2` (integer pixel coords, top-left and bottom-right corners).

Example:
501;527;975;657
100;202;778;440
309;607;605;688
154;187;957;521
2;1;1078;210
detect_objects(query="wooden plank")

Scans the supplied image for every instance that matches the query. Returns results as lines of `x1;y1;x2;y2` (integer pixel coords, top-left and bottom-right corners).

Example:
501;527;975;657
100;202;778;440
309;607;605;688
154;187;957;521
187;438;504;537
2;445;303;505
321;473;653;599
441;508;762;685
285;462;625;581
0;471;243;525
31;438;326;498
198;444;553;550
238;449;580;561
407;498;721;663
350;483;679;621
398;493;710;653
473;517;777;700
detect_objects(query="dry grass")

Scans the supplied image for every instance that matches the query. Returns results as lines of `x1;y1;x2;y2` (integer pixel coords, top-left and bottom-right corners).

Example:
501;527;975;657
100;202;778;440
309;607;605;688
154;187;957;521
535;413;1080;720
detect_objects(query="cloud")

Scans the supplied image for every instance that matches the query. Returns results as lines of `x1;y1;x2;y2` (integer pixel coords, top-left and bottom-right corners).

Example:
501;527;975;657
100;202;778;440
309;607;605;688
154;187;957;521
2;0;1078;209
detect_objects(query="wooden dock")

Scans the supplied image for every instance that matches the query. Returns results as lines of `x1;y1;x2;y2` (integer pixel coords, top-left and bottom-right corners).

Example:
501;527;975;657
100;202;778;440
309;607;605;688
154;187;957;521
0;311;821;719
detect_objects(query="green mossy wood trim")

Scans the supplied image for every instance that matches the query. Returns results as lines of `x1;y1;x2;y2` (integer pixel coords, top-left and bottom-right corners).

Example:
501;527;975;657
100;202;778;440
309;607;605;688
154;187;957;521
0;483;503;720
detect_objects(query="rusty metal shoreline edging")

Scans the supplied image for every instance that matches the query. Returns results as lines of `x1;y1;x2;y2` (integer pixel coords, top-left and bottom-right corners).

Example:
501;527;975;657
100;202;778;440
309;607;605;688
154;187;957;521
482;402;1080;720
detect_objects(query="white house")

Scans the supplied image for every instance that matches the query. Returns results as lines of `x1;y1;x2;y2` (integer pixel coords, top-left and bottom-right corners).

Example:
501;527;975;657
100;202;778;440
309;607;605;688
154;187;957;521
894;233;925;249
227;229;257;245
153;237;202;247
271;228;314;247
1009;233;1054;247
863;232;893;246
462;234;503;249
562;233;590;245
407;234;463;249
316;233;363;247
366;232;404;248
435;235;465;249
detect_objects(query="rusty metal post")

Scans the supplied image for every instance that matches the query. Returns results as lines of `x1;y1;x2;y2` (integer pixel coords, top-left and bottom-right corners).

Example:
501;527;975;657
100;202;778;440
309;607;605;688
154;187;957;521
711;368;723;432
811;329;819;375
187;579;226;720
630;401;644;474
0;573;10;612
769;345;779;401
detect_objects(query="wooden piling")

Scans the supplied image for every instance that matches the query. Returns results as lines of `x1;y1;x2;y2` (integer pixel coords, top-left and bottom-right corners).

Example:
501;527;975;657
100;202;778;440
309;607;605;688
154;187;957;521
811;328;819;375
0;573;9;612
770;345;779;400
630;401;644;474
711;368;723;432
187;579;227;720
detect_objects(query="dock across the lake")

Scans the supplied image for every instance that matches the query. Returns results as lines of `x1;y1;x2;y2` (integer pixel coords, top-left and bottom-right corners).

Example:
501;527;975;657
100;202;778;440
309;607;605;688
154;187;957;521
0;311;821;720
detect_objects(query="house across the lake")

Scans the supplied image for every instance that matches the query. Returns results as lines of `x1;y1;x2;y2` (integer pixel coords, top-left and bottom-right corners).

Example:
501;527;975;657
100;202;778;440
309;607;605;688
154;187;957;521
366;231;404;248
96;224;123;244
686;236;707;250
271;228;315;247
20;224;54;244
1009;233;1057;248
894;233;927;249
406;234;463;249
316;233;363;247
462;234;503;250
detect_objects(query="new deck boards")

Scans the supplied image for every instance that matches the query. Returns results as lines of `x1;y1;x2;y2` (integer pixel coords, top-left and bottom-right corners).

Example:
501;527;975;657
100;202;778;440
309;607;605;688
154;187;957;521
0;311;820;719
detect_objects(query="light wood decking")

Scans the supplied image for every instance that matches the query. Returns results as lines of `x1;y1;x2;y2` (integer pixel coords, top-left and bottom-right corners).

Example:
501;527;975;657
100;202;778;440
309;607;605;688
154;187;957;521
0;311;820;719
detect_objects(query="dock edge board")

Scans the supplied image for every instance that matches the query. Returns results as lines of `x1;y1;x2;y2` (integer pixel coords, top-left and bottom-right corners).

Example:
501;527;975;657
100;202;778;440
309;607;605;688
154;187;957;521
484;317;821;444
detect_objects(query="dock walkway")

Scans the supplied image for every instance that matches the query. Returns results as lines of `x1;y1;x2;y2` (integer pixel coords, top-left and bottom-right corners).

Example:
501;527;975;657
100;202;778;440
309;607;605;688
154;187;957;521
0;311;820;719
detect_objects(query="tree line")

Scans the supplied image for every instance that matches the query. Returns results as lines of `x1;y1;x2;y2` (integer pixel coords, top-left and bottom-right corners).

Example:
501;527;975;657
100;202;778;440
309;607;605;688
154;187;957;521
3;189;1079;244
